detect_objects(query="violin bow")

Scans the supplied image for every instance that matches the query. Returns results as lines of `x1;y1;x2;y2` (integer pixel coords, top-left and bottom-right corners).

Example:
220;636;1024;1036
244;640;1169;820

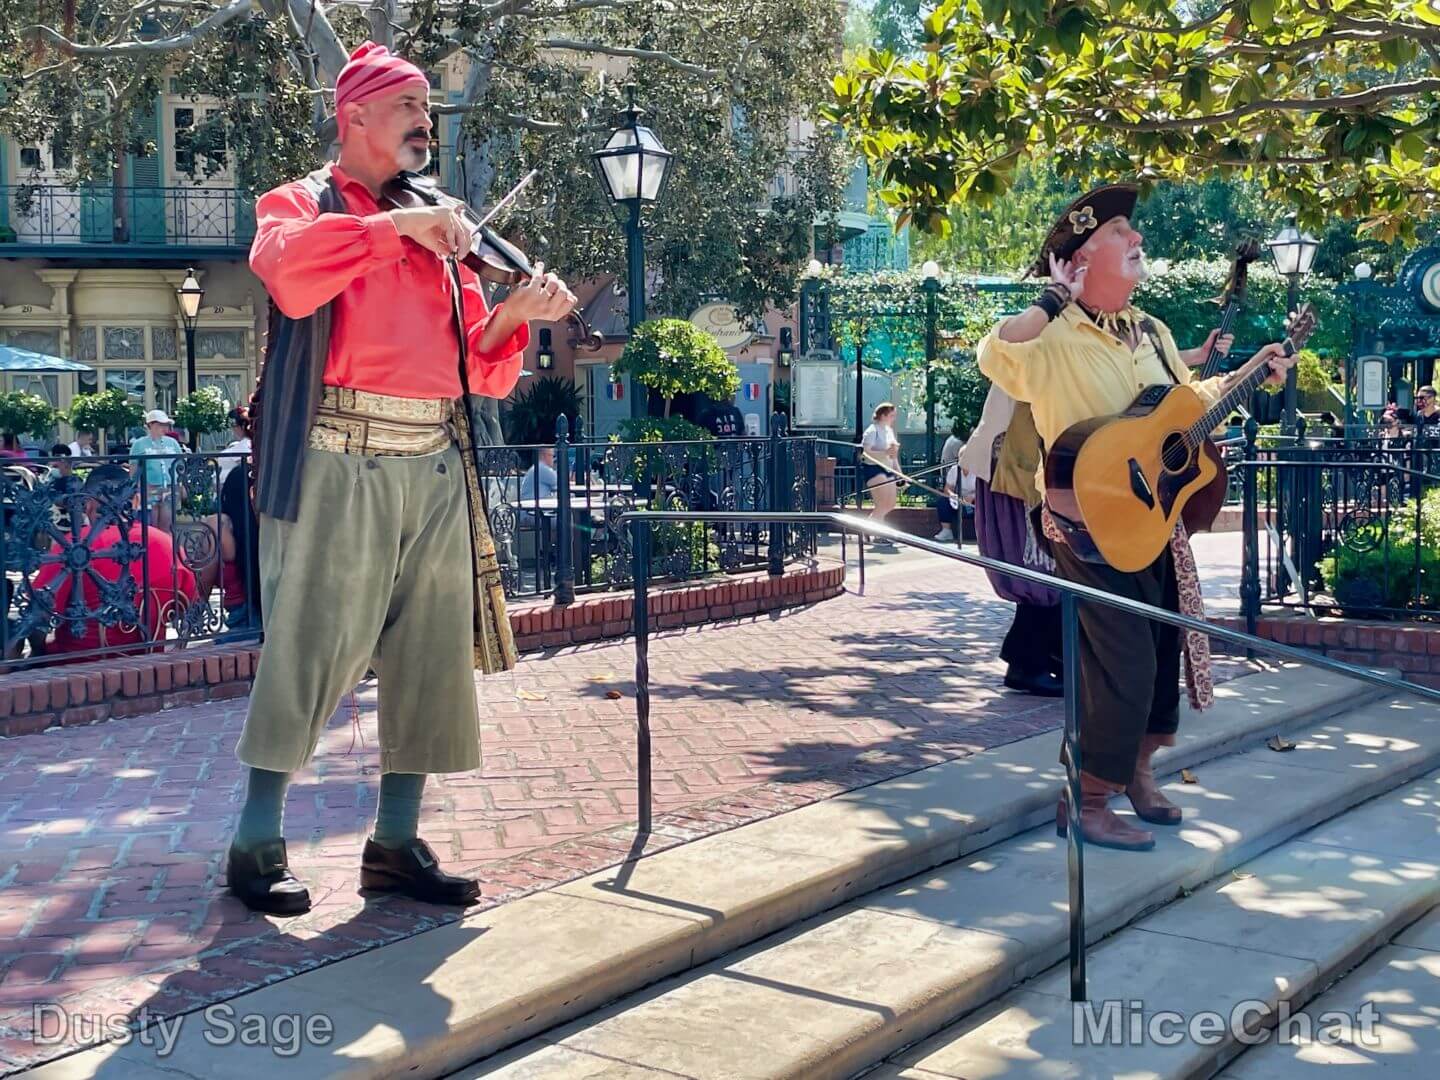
471;169;538;232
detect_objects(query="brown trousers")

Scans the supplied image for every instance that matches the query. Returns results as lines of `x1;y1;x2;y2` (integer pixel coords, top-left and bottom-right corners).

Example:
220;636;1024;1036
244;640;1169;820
1051;542;1182;787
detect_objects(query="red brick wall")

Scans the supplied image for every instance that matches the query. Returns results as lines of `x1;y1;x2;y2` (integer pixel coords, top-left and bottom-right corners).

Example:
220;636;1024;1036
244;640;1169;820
1213;615;1440;688
0;562;845;738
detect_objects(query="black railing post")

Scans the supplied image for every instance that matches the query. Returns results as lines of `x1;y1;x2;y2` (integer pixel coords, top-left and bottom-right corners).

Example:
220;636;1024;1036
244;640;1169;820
555;415;575;605
632;519;652;835
1241;416;1261;650
767;413;785;577
1061;591;1087;1003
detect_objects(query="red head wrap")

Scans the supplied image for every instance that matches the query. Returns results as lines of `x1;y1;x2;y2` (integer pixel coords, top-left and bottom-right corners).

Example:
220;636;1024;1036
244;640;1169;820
334;42;430;140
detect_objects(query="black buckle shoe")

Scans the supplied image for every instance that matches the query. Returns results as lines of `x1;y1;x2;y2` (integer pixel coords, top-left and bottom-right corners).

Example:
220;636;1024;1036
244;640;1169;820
1003;666;1064;698
226;838;311;916
360;838;481;906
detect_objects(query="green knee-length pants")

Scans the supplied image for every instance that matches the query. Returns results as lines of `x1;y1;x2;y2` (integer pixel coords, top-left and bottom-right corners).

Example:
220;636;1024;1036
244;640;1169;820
237;445;482;774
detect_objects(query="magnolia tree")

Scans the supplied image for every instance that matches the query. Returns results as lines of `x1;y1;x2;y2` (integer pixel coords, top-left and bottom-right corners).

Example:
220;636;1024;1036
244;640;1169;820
1;0;846;314
828;0;1440;240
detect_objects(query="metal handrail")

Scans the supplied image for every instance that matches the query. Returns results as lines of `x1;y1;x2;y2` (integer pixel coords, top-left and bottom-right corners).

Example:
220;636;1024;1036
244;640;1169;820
621;508;1440;1005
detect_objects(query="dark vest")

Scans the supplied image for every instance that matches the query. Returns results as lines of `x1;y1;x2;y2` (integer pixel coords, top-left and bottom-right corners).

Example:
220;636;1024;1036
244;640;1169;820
250;169;342;522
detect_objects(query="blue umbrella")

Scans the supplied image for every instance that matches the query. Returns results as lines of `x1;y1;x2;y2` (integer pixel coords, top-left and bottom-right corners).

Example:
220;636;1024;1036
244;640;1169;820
0;344;93;372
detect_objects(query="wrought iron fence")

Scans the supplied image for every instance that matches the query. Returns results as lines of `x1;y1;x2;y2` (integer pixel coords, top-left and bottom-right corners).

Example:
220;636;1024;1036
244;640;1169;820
2;451;259;669
0;185;255;248
473;415;819;602
1236;426;1440;622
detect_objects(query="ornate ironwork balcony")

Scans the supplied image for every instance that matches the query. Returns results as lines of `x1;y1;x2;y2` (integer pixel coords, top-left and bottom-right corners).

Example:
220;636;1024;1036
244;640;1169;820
0;184;256;255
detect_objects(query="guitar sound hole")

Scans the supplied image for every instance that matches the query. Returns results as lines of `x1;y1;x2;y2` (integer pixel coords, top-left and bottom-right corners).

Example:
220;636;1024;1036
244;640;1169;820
1160;433;1189;474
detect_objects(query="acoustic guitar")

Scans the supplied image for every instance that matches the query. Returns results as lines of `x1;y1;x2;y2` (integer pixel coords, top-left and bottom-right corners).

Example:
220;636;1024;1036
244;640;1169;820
1045;304;1317;573
1180;237;1263;535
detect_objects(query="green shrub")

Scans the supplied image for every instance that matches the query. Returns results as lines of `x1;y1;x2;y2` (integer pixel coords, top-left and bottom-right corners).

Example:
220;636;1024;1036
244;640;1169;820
1319;488;1440;614
0;391;59;440
613;417;715;487
68;390;143;452
504;376;583;445
173;386;230;436
613;319;739;417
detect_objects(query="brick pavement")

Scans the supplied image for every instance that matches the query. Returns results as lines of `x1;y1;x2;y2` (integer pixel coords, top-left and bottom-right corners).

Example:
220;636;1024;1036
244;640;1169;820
0;538;1255;1072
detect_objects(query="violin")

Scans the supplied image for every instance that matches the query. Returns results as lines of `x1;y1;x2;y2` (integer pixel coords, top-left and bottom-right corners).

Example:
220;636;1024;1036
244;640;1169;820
1198;237;1262;380
381;171;604;352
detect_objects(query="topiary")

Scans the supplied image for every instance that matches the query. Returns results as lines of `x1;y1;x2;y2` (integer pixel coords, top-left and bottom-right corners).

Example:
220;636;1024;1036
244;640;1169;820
68;390;143;453
612;319;739;418
0;391;59;441
173;386;231;437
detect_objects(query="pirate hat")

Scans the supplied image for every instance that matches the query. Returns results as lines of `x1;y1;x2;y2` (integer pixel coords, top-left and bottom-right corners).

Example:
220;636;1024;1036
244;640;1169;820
1028;183;1138;279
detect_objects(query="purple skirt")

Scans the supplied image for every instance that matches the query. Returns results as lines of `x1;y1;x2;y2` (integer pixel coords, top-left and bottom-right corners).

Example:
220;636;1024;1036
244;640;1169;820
973;476;1059;607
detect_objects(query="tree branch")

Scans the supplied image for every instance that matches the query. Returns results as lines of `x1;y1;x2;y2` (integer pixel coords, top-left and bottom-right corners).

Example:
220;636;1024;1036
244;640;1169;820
1100;2;1238;37
538;38;717;78
26;0;256;57
1077;77;1440;133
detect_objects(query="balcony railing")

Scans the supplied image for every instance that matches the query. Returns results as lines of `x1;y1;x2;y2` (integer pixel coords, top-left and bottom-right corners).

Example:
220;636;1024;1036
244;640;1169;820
0;184;256;249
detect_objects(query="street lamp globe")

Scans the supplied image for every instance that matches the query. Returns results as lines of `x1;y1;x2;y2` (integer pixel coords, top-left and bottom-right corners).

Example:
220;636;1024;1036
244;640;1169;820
805;258;824;278
1355;261;1374;280
177;268;204;326
1268;218;1320;278
921;260;941;280
591;86;673;209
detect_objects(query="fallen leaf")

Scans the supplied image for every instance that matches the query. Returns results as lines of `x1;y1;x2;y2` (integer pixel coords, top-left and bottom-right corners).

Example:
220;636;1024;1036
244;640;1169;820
515;689;547;701
1267;735;1297;752
1232;870;1253;880
1180;769;1198;784
605;689;624;700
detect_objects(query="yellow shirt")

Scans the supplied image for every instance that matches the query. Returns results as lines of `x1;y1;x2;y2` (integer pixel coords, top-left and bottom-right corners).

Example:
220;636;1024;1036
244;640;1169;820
977;305;1226;491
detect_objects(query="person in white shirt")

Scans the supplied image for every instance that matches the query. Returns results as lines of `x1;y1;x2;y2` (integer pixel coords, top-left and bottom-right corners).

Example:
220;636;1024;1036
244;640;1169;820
935;456;975;543
860;402;901;541
68;430;97;458
217;407;252;486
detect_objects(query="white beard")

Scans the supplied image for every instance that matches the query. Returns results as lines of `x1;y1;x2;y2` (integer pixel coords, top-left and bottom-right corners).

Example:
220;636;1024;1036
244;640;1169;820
397;144;431;174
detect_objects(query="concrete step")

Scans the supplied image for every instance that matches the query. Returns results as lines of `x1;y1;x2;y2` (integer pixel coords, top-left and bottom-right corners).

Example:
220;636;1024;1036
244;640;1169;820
1213;907;1440;1079
875;772;1440;1080
469;694;1440;1079
26;667;1386;1079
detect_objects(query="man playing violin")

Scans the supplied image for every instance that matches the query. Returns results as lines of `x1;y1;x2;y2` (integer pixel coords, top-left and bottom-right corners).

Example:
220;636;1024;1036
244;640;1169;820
226;41;576;916
978;184;1296;855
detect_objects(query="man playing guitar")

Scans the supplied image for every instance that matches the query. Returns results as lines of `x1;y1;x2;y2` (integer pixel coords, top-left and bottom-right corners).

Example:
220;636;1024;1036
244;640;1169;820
978;184;1297;853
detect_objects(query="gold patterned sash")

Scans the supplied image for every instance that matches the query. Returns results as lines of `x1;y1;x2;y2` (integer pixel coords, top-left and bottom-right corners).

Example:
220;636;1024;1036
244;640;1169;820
308;385;453;457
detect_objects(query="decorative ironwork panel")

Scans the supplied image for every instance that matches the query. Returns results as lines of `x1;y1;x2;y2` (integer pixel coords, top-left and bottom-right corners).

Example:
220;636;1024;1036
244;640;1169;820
103;327;146;360
75;326;97;364
193;329;246;359
151;327;178;361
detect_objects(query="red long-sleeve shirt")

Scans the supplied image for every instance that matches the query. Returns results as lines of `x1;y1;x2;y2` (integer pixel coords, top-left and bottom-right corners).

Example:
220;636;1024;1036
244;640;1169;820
249;164;528;400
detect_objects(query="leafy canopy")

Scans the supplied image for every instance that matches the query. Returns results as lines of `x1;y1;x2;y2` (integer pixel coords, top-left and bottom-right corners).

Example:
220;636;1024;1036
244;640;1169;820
828;0;1440;240
613;319;740;415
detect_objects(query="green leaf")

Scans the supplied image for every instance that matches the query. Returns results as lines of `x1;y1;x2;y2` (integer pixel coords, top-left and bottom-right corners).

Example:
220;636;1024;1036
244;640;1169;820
1249;0;1275;30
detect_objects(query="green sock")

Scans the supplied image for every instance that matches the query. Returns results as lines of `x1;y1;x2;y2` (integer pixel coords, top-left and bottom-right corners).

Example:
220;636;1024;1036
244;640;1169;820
371;772;426;849
233;767;290;850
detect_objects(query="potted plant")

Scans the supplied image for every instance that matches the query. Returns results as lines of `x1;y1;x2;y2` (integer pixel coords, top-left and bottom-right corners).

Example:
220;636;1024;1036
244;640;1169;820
68;389;143;454
612;319;740;419
174;386;231;444
0;390;60;446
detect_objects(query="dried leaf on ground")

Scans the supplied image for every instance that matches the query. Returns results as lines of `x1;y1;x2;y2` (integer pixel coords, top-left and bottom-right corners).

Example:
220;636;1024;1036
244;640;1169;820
1180;768;1198;784
1267;735;1297;752
605;689;624;700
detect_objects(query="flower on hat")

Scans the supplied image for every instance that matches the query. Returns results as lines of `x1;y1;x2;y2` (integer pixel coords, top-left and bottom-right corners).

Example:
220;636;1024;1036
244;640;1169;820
1068;206;1099;234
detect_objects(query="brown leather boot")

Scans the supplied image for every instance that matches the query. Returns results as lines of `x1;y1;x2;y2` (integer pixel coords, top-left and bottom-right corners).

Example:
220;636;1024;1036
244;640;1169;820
1055;771;1155;851
1125;734;1182;826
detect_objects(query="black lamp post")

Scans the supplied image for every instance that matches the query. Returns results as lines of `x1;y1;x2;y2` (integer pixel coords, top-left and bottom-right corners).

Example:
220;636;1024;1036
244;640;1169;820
920;259;942;463
537;327;555;371
777;326;793;368
176;267;204;449
591;85;674;420
1267;218;1319;433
